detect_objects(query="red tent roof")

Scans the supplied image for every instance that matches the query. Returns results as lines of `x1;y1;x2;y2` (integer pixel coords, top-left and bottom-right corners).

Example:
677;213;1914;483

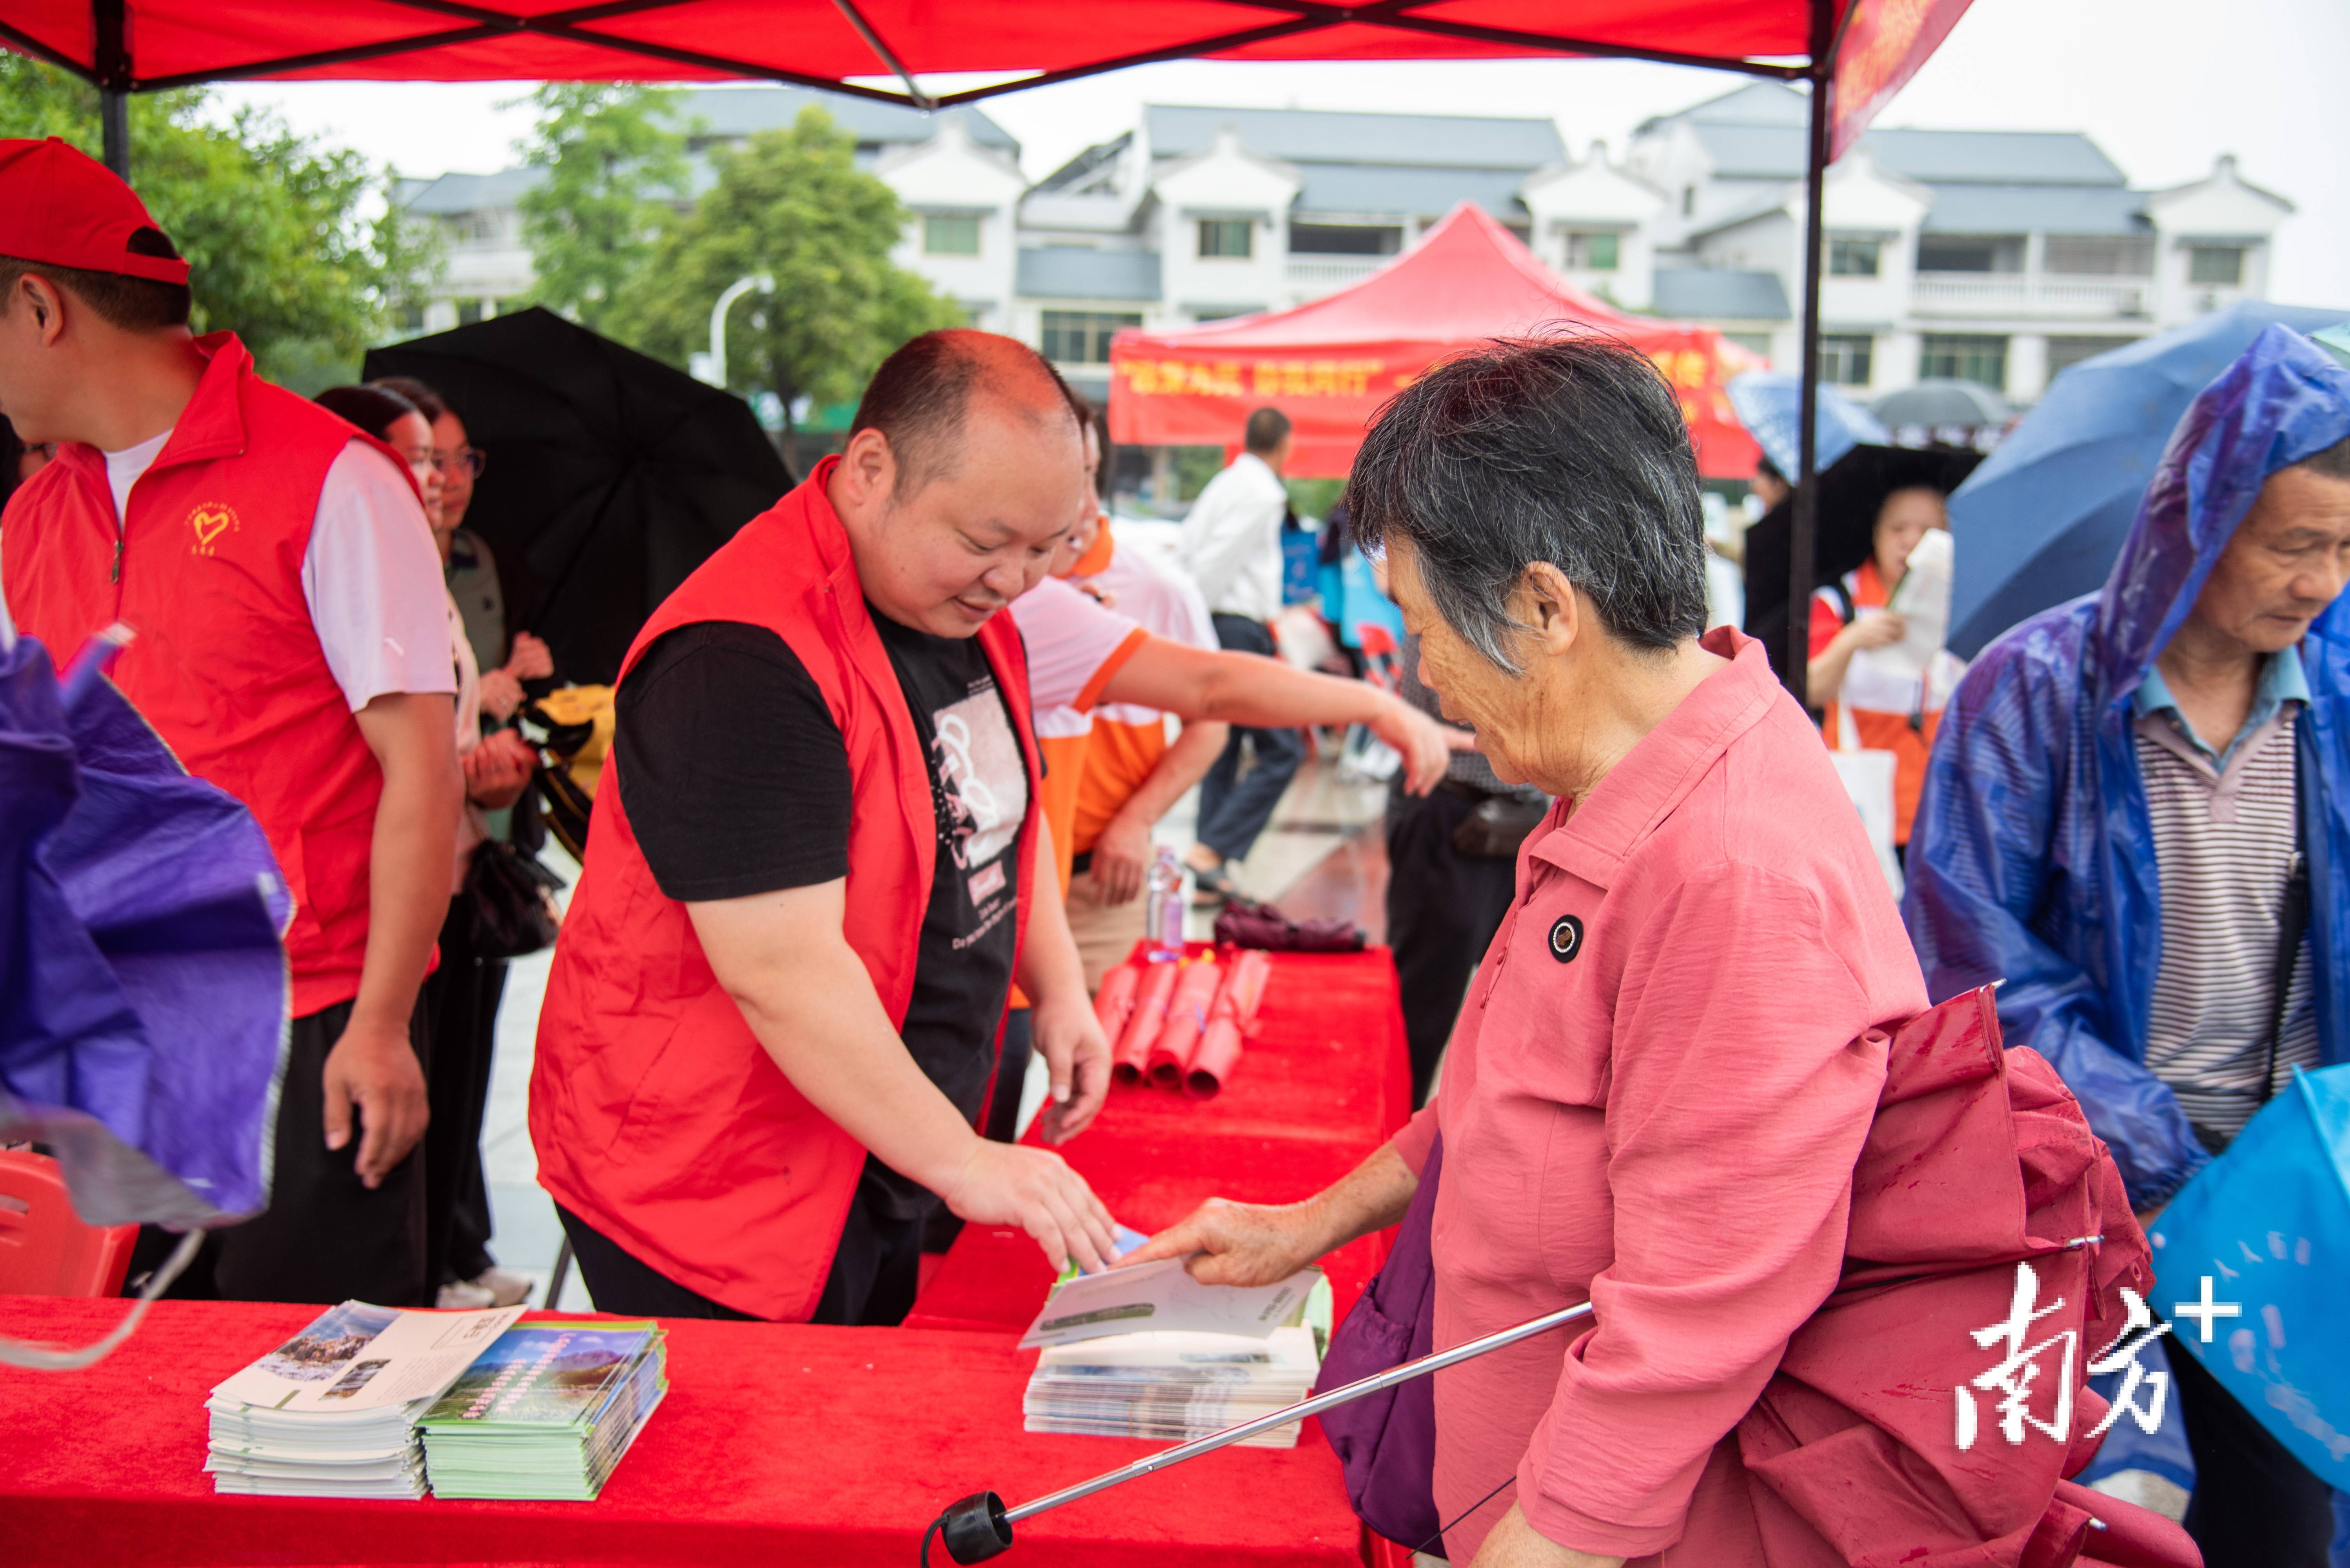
5;0;1969;156
1109;203;1761;479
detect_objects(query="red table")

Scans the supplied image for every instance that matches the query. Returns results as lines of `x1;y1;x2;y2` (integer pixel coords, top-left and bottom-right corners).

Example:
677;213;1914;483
0;948;1414;1568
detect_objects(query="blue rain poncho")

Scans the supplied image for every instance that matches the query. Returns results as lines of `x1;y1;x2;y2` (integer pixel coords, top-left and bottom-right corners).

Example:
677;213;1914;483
1905;325;2350;1210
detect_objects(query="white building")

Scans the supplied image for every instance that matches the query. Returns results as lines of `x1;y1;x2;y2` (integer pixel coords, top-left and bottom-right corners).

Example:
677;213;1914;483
394;81;2292;410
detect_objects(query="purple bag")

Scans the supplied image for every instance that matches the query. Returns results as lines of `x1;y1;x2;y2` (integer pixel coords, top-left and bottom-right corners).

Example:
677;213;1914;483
1313;1131;1442;1554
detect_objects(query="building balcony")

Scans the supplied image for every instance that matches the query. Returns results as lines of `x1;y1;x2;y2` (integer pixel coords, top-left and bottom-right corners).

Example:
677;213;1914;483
1912;272;2153;320
1285;255;1387;292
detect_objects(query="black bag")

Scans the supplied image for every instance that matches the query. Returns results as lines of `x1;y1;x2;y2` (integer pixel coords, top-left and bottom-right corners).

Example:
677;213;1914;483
1450;792;1547;860
462;837;566;960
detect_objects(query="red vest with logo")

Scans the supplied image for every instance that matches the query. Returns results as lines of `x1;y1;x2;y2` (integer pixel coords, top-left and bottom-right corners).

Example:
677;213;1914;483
3;333;415;1016
529;459;1041;1321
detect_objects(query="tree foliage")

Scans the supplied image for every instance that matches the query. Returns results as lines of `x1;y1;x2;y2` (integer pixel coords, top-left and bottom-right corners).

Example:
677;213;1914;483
515;83;688;338
0;57;435;389
621;107;964;464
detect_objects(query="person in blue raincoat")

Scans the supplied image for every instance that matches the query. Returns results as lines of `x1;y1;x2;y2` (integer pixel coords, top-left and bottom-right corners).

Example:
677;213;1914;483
1905;324;2350;1567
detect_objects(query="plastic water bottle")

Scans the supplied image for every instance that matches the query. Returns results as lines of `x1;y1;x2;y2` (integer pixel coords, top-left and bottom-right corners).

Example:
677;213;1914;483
1146;847;1185;961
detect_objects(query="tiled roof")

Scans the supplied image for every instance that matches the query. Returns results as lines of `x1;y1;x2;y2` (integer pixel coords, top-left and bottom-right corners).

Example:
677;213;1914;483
673;88;1016;155
1922;184;2150;236
1293;163;1530;221
1652;268;1791;321
1017;247;1163;301
1146;104;1560;169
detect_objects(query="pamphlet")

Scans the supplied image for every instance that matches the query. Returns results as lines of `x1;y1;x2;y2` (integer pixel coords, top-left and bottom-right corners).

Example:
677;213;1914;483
211;1300;526;1413
1019;1257;1323;1349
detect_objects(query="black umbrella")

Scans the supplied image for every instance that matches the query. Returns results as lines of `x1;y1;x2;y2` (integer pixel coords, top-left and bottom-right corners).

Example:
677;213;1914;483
1871;378;2013;432
365;308;793;686
1741;444;1983;681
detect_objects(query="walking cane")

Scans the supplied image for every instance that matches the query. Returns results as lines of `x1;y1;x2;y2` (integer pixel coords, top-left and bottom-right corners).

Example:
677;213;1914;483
921;1298;1594;1564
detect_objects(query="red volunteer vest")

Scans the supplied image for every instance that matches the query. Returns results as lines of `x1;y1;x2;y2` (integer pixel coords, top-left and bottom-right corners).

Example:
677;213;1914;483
529;459;1042;1322
3;332;414;1015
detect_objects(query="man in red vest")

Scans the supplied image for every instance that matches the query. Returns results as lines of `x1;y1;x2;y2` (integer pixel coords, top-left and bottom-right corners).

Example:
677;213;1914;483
0;139;459;1306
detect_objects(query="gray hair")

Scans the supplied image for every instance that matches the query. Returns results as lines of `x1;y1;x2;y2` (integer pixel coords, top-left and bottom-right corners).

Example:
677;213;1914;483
1347;332;1709;671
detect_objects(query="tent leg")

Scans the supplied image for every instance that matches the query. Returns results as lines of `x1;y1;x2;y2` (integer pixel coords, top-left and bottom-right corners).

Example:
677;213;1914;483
1787;0;1835;706
93;0;131;181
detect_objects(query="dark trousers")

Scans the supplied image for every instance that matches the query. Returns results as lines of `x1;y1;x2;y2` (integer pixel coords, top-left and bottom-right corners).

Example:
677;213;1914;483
1195;613;1307;864
556;1178;926;1327
129;998;431;1306
1384;784;1521;1106
420;891;508;1290
2168;1325;2336;1566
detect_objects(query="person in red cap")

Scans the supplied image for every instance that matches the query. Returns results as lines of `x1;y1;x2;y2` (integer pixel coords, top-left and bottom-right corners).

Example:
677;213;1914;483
0;138;461;1306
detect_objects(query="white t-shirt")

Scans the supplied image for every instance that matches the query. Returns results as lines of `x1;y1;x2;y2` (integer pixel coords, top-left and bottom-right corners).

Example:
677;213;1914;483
4;432;456;711
1177;452;1289;623
1007;573;1148;741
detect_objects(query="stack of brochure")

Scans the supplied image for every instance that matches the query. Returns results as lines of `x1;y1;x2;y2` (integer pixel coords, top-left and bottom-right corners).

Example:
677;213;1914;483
205;1301;525;1498
418;1320;668;1500
1017;1257;1329;1449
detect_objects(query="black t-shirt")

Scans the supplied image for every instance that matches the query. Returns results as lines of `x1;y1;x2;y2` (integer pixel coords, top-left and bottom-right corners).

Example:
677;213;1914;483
614;612;1028;1217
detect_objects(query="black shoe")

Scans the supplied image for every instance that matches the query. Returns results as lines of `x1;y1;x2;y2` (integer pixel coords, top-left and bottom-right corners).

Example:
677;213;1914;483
1190;862;1240;907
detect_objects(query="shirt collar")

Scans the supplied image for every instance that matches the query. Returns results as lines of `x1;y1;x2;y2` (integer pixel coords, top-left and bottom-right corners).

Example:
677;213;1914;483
2132;642;2310;765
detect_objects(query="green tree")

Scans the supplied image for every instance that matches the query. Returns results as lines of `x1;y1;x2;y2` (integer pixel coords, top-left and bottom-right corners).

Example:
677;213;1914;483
514;83;688;338
0;57;434;389
625;107;964;468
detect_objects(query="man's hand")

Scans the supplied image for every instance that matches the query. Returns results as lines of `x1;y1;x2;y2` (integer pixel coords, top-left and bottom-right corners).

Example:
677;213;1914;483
504;631;554;681
462;728;536;808
1372;693;1453;795
1029;982;1111;1144
321;1013;429;1188
937;1138;1118;1274
1119;1195;1331;1285
1469;1503;1623;1568
1088;813;1153;905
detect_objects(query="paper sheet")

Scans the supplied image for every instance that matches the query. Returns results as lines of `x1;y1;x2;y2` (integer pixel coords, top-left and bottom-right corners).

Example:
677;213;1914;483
1020;1258;1322;1349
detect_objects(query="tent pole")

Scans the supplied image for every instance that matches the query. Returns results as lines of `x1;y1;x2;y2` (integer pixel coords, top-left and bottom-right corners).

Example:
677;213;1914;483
93;0;130;181
1788;0;1834;704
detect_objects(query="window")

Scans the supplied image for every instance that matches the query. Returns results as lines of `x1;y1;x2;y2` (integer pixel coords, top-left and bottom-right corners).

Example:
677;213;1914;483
1681;186;1695;217
1197;218;1253;259
1828;238;1881;276
1920;333;2009;390
1917;237;2021;274
2043;236;2153;276
2046;336;2138;379
456;299;486;327
1288;223;1401;256
1041;310;1143;365
2188;245;2246;286
1562;230;1620;271
923;214;981;256
1817;334;1874;387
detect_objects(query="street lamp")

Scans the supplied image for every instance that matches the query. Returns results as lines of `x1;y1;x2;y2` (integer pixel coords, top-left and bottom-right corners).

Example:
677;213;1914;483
690;272;774;388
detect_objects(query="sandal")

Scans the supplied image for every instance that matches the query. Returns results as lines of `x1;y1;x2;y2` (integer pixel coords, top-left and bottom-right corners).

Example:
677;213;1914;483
1190;861;1241;907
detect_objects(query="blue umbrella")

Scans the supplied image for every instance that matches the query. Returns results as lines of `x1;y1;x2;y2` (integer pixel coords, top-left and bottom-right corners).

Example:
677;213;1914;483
0;629;288;1229
2146;1065;2350;1491
1727;370;1890;480
1945;301;2347;659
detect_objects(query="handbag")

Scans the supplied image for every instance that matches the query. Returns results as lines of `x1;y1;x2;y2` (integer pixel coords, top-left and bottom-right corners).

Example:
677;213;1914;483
1449;792;1546;860
1314;1131;1443;1552
1826;698;1903;897
461;836;566;960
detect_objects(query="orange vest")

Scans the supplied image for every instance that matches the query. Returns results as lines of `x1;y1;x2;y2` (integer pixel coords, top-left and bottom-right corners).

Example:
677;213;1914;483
3;332;411;1014
529;459;1041;1321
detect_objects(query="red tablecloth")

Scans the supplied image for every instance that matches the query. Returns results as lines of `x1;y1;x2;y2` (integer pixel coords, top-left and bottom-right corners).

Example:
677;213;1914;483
0;948;1415;1568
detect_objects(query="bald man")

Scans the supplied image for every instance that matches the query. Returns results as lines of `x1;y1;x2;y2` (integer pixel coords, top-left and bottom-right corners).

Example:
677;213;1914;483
531;331;1121;1325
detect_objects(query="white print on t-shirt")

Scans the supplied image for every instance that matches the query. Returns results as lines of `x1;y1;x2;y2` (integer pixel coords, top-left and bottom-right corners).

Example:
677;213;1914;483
932;686;1025;873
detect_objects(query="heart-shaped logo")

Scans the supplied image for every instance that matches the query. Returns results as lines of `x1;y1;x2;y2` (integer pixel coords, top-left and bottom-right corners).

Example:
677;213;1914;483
189;503;238;555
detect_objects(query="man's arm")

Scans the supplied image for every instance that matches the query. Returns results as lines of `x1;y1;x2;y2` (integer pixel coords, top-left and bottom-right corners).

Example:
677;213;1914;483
335;692;459;1187
1017;814;1111;1144
1178;474;1253;610
1088;715;1229;904
689;881;1119;1272
1101;635;1451;793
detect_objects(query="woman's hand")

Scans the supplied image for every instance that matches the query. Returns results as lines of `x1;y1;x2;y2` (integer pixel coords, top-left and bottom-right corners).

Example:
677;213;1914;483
478;667;526;721
1840;609;1906;651
1469;1503;1623;1568
504;631;554;681
462;729;537;809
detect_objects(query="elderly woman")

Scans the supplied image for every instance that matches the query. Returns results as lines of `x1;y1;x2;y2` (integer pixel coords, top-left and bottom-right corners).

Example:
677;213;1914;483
1125;337;1926;1565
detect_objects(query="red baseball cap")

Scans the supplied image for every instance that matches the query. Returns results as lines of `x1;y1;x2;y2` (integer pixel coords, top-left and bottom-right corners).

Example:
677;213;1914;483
0;136;189;285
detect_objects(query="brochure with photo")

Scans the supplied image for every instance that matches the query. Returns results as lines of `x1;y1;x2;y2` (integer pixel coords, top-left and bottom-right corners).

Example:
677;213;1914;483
212;1301;525;1413
1018;1258;1323;1349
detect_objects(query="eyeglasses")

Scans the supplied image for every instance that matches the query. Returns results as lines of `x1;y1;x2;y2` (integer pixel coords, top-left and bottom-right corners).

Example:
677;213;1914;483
430;447;488;478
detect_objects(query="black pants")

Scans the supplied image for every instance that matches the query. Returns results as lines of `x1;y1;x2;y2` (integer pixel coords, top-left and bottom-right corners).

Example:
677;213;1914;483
1195;613;1307;864
2168;1324;2336;1566
420;891;509;1291
556;1172;928;1327
129;998;431;1306
1384;783;1522;1106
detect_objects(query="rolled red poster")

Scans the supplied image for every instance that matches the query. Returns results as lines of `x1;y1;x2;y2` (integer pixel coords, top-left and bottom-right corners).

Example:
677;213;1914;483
1113;961;1180;1085
1209;948;1274;1026
1185;1017;1246;1099
1093;962;1140;1045
1146;958;1221;1089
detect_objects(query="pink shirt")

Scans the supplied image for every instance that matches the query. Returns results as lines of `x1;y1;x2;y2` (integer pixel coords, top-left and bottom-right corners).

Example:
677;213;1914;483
1390;628;1926;1562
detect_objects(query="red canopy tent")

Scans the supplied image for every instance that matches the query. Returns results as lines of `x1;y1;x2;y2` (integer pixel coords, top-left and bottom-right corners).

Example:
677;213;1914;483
1108;201;1762;480
0;0;1979;699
